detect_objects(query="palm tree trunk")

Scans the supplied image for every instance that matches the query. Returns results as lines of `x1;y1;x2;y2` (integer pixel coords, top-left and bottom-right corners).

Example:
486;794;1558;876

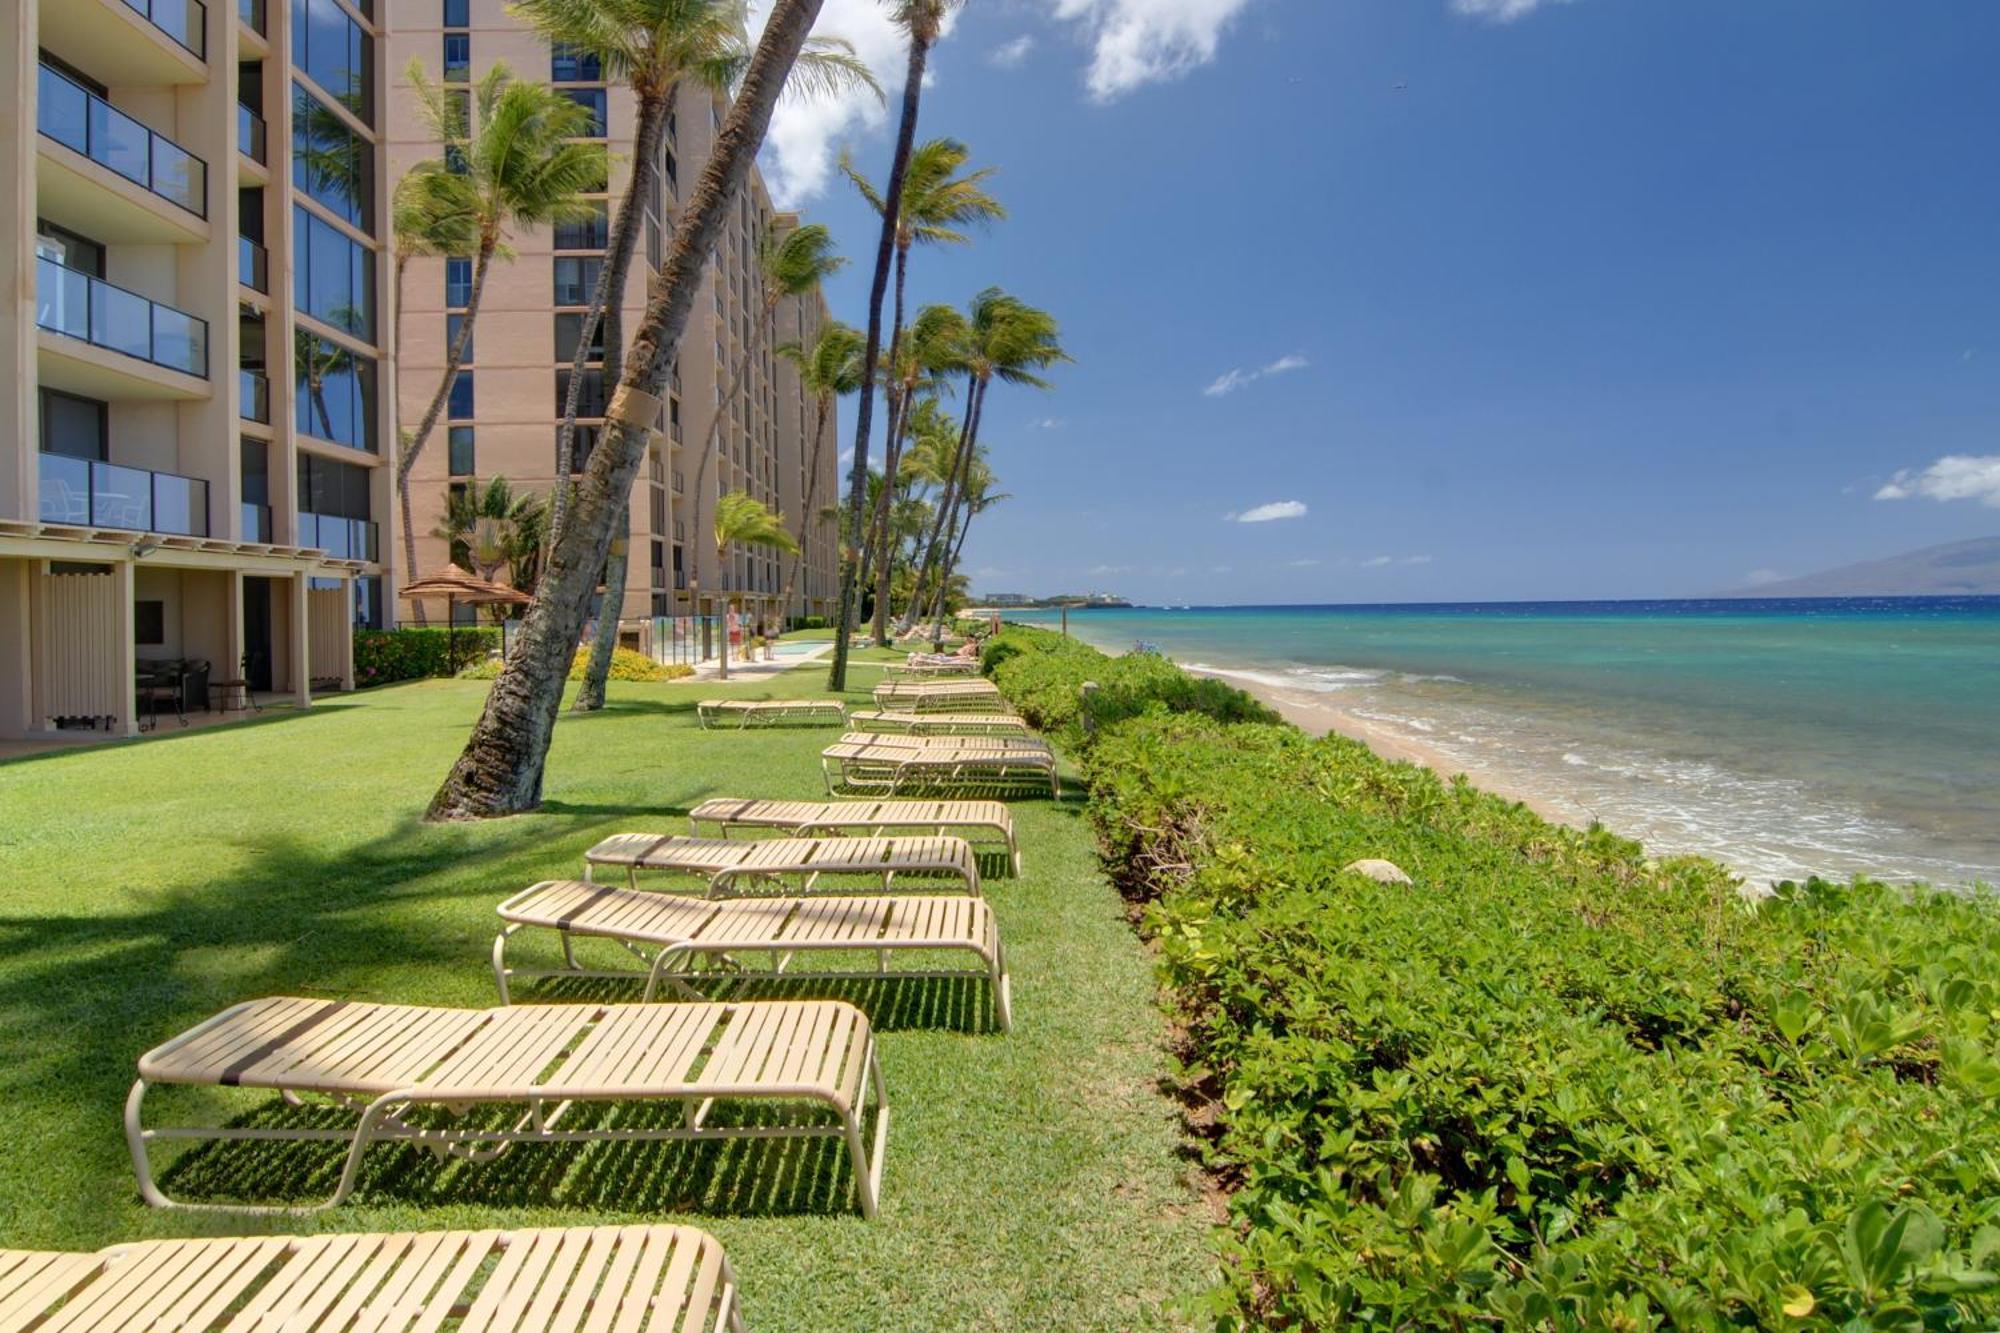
398;237;490;498
776;395;829;615
922;385;986;632
828;31;931;692
428;0;823;820
715;550;730;680
868;240;912;647
392;253;427;625
681;291;774;661
900;373;981;632
929;487;978;645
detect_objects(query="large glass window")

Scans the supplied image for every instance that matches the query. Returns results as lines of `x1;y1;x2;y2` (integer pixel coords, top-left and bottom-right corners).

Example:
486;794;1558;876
296;452;372;517
552;256;600;306
294;334;377;452
292;83;374;231
562;88;606;138
555;368;608;418
553;311;604;364
442;33;469;81
446;313;474;362
38;389;108;460
551;43;600;81
445;256;472;308
292;204;374;338
290;0;372;119
442;0;467;25
448;371;473;419
552;202;608;251
448;425;474;476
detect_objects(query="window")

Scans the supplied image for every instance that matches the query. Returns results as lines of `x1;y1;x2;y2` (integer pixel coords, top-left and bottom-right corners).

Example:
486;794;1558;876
555;369;608;418
293;334;377;451
37;389;108;460
446;313;474;362
443;142;469;175
553;312;604;364
550;43;599;81
552;256;601;306
445;257;472;308
290;0;372;118
292;204;374;337
442;33;469;81
561;424;601;472
442;0;467;25
562;88;606;137
136;602;165;646
448;425;474;476
552;203;607;251
351;574;383;628
292;83;374;229
448;371;473;419
296;451;372;518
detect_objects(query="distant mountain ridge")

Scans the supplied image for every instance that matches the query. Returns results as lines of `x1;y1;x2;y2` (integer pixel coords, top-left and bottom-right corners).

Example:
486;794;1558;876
1721;537;2000;597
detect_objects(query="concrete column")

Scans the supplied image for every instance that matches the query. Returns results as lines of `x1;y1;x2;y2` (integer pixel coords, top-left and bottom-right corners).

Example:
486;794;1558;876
291;571;310;706
341;575;355;690
225;569;245;680
0;560;29;739
0;0;38;523
114;559;138;737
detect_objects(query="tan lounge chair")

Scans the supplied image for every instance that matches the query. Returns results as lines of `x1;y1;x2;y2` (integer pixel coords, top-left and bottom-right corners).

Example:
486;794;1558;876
688;797;1021;874
696;698;847;729
871;680;1007;714
0;1225;745;1331
821;736;1060;799
847;709;1032;737
583;833;981;896
127;998;889;1217
882;660;980;679
494;883;1012;1031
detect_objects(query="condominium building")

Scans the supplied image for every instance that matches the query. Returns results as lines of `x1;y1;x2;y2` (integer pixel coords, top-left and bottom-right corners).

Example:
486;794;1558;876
387;3;841;637
0;0;390;740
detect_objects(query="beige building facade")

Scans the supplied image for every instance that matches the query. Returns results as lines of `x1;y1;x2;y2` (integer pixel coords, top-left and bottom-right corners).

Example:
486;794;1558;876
387;2;841;637
0;0;387;741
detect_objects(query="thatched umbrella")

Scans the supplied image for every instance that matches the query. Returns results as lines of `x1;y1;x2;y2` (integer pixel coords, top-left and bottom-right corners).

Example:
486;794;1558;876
399;563;533;670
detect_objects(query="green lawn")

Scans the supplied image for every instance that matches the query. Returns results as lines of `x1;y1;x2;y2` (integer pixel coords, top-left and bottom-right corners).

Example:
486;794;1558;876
0;661;1210;1328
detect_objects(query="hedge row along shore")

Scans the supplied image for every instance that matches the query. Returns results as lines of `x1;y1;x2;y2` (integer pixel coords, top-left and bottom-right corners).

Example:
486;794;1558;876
982;626;2000;1329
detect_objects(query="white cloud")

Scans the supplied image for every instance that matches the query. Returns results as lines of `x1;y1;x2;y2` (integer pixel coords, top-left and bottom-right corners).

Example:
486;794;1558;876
1229;500;1307;523
990;35;1035;68
1203;352;1309;397
1742;568;1786;587
748;0;955;207
1452;0;1579;22
1209;564;1233;574
1286;558;1320;568
1404;554;1433;565
1088;563;1134;575
1874;454;2000;508
1361;555;1394;568
1049;0;1254;102
1028;417;1066;430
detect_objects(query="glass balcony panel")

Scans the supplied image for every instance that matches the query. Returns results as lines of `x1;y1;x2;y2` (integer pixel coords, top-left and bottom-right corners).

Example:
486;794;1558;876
241;501;271;541
89;98;155;190
239;369;270;422
151;471;206;535
237;0;264;33
150;138;205;213
91;280;155;361
39;257;209;378
123;0;206;58
237;235;268;291
237;105;266;164
151;303;206;376
92;462;154;531
37;68;90;155
35;261;91;342
38;66;207;218
38;453;92;525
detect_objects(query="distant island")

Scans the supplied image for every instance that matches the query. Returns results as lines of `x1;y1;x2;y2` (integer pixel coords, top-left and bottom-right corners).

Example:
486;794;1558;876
973;591;1134;609
1718;536;2000;598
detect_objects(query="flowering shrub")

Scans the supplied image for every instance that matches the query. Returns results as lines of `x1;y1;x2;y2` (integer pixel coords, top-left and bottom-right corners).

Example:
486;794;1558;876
457;648;690;682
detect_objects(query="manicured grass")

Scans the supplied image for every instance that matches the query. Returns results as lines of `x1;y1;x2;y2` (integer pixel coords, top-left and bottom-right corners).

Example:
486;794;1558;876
0;661;1210;1328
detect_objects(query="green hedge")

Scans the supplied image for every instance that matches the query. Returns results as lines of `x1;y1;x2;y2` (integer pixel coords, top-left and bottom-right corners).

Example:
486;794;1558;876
980;626;1278;749
353;627;501;687
989;627;2000;1328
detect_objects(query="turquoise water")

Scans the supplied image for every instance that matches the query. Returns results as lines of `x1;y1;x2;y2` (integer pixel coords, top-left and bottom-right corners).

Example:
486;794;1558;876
1008;599;2000;888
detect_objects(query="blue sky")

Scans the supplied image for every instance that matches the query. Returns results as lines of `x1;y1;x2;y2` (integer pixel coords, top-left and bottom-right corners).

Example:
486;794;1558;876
752;0;2000;603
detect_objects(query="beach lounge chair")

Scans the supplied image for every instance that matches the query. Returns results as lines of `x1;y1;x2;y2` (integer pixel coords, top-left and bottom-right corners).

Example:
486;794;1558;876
494;883;1012;1031
871;680;1007;714
126;997;889;1217
0;1225;745;1331
688;797;1021;874
846;709;1032;737
882;660;980;679
820;735;1060;798
583;833;981;896
696;698;847;729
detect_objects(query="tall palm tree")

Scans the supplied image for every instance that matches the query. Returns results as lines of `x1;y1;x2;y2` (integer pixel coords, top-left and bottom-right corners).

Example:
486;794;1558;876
398;60;605;571
926;450;1005;638
827;0;962;692
429;0;830;820
710;490;797;679
775;321;865;616
865;299;972;641
901;289;1066;638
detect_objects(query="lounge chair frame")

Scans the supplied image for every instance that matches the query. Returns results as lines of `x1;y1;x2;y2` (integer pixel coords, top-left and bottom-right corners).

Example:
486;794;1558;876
696;699;848;730
871;681;1008;714
0;1225;745;1332
581;833;982;897
126;998;889;1218
881;661;980;678
820;736;1060;799
687;798;1021;875
493;882;1012;1032
846;710;1032;737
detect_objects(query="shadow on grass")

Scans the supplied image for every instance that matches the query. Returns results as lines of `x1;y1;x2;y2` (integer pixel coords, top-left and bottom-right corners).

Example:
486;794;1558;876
0;699;363;770
522;973;1000;1034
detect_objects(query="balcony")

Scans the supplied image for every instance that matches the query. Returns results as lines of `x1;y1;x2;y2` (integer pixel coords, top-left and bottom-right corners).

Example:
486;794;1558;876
38;452;210;536
298;512;380;563
37;257;209;383
240;501;272;542
239;369;269;423
237;0;265;36
118;0;205;58
38;0;207;89
237;105;267;166
37;66;208;241
237;235;268;292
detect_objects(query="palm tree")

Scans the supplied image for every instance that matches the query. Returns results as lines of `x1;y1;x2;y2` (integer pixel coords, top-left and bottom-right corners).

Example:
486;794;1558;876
902;289;1067;638
710;491;798;679
429;0;830;820
926;450;1005;638
433;477;549;602
775;321;865;616
292;326;352;444
397;59;605;575
828;0;962;692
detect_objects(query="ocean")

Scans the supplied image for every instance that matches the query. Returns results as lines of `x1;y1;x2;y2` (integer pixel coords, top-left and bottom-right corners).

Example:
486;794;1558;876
1004;599;2000;889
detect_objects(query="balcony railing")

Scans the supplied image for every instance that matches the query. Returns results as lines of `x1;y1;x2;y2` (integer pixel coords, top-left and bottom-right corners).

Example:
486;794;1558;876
236;105;266;164
237;235;268;292
298;511;379;562
236;0;264;35
38;451;209;536
120;0;206;59
240;500;271;542
37;65;207;219
37;257;209;378
239;369;269;422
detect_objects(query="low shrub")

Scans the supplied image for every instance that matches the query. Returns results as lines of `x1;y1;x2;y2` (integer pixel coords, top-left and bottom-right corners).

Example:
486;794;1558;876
458;648;691;683
990;633;2000;1328
979;626;1277;749
353;627;501;686
789;615;830;630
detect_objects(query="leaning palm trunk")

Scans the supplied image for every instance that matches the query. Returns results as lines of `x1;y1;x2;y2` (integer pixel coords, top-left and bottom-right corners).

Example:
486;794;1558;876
929;485;978;644
829;30;931;691
428;0;824;820
868;241;914;645
573;501;629;710
681;337;757;656
392;254;428;625
900;375;982;633
775;396;831;616
398;241;491;560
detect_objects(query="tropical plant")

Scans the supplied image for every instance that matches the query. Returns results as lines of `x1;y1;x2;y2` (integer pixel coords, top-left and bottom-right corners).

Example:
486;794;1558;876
432;476;548;600
924;450;1006;636
428;0;829;819
710;490;797;679
774;321;866;616
828;0;962;691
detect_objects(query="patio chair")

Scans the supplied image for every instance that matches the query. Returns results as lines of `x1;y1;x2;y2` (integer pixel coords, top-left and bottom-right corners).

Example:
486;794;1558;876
688;797;1021;875
696;698;847;730
820;736;1060;799
582;832;982;896
127;996;889;1217
871;680;1008;714
846;710;1032;737
0;1224;745;1331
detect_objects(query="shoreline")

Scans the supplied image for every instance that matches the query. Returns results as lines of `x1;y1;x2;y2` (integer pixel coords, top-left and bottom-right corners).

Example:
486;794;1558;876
1185;666;1582;829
